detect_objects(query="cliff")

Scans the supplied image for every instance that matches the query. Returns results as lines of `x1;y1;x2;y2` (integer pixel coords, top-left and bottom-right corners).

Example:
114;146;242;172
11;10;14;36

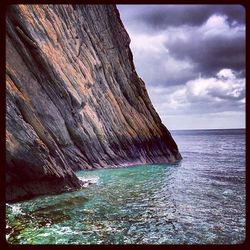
6;5;182;202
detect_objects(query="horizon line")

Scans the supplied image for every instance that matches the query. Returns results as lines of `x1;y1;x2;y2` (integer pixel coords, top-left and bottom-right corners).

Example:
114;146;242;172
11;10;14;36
170;128;245;131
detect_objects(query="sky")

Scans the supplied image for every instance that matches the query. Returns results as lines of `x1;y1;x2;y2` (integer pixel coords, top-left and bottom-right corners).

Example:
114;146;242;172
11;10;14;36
117;5;245;130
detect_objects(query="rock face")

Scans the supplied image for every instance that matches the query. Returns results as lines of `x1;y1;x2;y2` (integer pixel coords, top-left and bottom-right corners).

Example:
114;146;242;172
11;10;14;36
6;5;182;202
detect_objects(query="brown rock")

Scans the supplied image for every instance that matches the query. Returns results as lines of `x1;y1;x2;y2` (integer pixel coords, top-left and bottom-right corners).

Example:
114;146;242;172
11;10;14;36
6;5;182;202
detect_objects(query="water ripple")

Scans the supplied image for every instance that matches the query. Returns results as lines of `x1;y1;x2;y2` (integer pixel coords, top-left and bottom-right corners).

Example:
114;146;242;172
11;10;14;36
6;130;245;244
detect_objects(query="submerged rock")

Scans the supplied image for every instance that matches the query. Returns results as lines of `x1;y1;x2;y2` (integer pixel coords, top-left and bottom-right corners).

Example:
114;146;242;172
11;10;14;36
6;5;182;202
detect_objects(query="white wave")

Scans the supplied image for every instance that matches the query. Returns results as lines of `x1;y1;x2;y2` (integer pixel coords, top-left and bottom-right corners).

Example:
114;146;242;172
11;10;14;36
50;225;80;235
78;176;99;187
6;203;25;215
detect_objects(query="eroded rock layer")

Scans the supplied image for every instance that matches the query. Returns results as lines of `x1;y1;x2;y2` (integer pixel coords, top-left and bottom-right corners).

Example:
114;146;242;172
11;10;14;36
6;5;182;202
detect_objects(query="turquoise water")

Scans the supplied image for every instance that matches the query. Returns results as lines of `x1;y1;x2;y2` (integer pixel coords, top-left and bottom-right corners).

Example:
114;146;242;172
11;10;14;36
6;129;245;244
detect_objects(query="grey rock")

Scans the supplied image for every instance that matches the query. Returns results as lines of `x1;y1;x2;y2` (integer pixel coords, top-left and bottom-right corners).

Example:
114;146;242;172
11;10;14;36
6;5;182;203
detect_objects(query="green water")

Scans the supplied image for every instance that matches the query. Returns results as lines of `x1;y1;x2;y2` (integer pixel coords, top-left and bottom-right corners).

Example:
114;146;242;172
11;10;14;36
6;164;180;244
6;130;245;244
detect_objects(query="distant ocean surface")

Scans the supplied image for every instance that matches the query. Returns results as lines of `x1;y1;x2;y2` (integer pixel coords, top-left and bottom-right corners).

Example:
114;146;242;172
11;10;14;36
6;129;245;244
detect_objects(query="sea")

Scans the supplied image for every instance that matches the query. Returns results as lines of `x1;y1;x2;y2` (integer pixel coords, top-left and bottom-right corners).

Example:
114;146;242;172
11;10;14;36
6;129;245;244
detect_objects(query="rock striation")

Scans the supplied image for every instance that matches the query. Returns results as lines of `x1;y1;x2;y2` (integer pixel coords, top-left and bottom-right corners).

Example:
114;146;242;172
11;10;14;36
6;5;182;202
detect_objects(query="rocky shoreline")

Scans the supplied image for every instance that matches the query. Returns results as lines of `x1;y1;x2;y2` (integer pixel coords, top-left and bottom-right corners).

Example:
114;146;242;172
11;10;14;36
6;5;181;202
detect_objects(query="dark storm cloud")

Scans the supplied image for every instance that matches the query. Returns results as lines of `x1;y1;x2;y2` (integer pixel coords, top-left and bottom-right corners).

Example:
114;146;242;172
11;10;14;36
166;31;245;77
135;5;245;29
117;4;245;87
117;5;245;129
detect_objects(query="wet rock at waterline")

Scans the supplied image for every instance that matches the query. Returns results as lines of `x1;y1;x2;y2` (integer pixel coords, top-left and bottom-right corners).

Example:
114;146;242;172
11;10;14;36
6;5;181;202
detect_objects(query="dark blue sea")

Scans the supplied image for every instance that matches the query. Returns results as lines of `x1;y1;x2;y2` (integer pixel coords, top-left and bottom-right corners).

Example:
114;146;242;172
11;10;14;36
6;129;245;244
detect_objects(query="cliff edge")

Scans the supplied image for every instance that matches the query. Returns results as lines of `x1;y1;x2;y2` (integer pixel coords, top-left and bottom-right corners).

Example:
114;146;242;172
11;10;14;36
6;5;182;202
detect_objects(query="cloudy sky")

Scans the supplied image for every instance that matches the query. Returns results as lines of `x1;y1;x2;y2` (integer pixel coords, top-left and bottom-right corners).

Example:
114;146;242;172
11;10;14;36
117;5;245;130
